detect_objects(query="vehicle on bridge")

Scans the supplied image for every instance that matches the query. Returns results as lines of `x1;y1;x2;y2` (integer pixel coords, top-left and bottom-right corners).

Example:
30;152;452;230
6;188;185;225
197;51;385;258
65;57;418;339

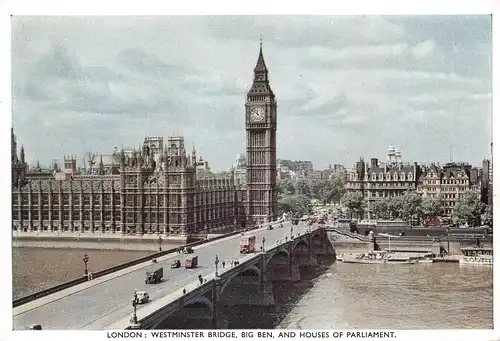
268;224;274;230
145;267;163;284
27;324;42;330
185;256;198;269
170;260;181;269
183;246;194;254
240;235;256;253
135;291;149;304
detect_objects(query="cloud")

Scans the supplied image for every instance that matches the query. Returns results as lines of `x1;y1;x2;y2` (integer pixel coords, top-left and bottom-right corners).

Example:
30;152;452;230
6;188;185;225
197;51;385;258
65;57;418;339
11;16;492;170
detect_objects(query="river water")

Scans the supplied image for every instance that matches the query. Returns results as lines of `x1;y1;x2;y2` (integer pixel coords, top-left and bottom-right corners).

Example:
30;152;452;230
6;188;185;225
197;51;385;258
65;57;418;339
275;261;493;329
12;247;154;299
12;248;492;329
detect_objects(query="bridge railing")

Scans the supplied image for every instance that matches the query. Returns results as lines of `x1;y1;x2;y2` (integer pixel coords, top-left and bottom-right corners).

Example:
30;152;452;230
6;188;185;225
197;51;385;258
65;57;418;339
13;229;247;308
326;226;369;242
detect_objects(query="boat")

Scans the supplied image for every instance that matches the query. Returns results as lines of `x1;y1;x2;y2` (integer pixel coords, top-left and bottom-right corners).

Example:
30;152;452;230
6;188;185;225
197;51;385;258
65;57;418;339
459;246;493;265
341;250;416;264
342;259;416;264
416;259;434;264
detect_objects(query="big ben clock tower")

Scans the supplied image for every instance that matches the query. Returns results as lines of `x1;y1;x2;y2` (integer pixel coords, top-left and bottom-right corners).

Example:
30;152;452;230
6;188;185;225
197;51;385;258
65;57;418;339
245;42;278;225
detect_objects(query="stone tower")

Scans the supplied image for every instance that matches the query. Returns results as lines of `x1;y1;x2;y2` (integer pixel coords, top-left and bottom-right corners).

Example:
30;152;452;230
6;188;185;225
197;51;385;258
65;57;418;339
245;42;278;225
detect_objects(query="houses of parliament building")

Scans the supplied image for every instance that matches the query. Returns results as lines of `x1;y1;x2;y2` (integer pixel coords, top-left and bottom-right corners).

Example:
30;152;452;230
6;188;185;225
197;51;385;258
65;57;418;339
11;44;278;239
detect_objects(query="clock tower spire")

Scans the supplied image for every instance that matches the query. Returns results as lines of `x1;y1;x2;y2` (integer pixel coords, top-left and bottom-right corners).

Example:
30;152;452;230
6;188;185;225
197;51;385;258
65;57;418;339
245;41;278;225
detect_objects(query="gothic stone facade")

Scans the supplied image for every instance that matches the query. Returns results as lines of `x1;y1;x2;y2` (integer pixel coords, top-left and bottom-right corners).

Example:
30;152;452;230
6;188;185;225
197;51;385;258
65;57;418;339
244;43;278;225
12;137;243;236
11;46;276;236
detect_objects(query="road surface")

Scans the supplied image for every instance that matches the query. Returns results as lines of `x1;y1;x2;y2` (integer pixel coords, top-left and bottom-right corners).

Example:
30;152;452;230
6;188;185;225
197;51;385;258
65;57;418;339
13;221;311;330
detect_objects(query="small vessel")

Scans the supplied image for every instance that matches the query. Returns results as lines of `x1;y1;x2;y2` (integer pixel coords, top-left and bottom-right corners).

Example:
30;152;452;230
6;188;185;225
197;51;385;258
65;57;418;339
341;251;416;264
459;246;493;265
416;259;434;264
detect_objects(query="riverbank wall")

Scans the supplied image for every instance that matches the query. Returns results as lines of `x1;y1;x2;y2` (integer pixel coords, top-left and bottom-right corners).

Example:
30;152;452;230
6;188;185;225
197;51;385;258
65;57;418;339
12;232;225;251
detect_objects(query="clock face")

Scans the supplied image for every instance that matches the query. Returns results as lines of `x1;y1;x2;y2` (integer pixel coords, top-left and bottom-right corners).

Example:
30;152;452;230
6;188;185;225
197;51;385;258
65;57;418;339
250;107;265;122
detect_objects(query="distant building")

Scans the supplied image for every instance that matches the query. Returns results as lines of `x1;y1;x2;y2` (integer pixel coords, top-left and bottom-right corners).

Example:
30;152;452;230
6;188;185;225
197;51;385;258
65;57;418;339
277;159;314;174
417;162;481;217
11;43;279;237
346;146;421;216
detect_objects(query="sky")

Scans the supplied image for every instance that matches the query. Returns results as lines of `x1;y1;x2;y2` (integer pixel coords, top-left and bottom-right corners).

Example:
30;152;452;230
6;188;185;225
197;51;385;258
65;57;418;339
11;15;492;171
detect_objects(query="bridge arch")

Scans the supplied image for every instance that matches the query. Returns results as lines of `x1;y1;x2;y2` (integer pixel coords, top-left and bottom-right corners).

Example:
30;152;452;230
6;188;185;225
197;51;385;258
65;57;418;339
219;265;261;298
293;238;309;249
264;249;290;269
184;295;214;311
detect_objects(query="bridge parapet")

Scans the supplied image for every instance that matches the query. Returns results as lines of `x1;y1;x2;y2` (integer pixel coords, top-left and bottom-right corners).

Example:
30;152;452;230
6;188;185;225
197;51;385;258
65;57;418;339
117;228;332;330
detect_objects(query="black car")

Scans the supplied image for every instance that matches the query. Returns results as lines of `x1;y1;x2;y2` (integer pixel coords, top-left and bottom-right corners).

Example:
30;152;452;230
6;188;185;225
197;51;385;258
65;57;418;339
183;247;194;254
170;260;181;268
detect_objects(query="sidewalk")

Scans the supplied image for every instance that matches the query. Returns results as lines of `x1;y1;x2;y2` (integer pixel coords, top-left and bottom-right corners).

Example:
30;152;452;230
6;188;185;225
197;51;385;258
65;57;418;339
14;224;271;315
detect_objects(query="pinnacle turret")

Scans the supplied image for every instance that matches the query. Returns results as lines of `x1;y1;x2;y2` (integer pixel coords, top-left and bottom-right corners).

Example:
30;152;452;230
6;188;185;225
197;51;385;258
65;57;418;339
248;40;274;97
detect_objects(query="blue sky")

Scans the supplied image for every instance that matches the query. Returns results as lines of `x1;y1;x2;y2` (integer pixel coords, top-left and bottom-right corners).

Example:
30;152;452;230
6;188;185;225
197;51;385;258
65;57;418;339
11;15;492;170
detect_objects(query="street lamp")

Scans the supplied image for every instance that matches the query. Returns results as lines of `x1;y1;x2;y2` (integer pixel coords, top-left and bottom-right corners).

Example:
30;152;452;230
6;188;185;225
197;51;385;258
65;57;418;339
83;253;89;275
262;237;266;252
130;291;139;325
446;226;450;255
290;224;294;240
215;255;220;278
158;235;163;252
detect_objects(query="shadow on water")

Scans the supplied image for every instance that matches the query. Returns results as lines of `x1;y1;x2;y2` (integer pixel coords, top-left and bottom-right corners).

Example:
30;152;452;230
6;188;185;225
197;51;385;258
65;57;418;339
225;255;335;329
159;255;335;329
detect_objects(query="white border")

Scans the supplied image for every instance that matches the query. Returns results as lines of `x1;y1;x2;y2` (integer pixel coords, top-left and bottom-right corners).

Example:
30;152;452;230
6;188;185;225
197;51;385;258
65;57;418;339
1;1;498;340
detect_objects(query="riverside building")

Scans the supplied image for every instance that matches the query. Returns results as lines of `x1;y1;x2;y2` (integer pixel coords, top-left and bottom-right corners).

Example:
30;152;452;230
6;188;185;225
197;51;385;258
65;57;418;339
11;44;278;239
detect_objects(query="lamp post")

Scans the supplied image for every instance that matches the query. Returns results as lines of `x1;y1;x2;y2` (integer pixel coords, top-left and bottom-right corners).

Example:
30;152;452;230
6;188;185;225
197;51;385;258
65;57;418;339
262;236;266;252
130;291;139;325
290;224;294;240
83;253;89;275
215;255;220;278
446;227;450;255
158;235;163;252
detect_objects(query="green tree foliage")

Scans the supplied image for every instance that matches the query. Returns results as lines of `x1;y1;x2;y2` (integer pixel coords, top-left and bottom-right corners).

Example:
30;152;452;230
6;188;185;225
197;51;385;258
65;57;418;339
481;204;493;226
386;197;404;219
419;197;443;220
341;191;365;218
451;191;485;226
277;178;296;195
399;191;422;222
295;178;311;197
371;200;390;219
277;194;310;217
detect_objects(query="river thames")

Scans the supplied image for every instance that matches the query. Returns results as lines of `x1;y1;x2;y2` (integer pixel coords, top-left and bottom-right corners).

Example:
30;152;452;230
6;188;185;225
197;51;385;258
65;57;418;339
13;248;492;329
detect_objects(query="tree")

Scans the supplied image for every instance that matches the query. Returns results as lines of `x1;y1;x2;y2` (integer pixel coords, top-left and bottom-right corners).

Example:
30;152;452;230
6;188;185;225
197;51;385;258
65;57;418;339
419;197;443;220
341;191;365;219
481;204;493;227
399;191;422;223
452;191;485;226
371;199;390;220
296;178;311;197
277;194;310;217
277;178;296;195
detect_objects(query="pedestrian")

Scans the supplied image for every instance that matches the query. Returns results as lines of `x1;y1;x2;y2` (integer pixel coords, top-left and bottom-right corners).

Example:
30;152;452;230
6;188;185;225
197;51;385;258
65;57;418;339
222;261;226;268
183;288;186;295
231;260;234;267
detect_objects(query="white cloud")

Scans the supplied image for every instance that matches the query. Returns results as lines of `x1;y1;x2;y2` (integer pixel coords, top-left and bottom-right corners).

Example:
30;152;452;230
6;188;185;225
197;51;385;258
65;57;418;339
11;15;492;170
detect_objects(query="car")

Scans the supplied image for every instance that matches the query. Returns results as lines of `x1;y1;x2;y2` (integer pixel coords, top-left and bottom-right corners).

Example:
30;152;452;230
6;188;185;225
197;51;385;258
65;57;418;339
170;260;181;268
27;325;42;330
183;247;194;254
135;291;149;304
267;225;273;230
